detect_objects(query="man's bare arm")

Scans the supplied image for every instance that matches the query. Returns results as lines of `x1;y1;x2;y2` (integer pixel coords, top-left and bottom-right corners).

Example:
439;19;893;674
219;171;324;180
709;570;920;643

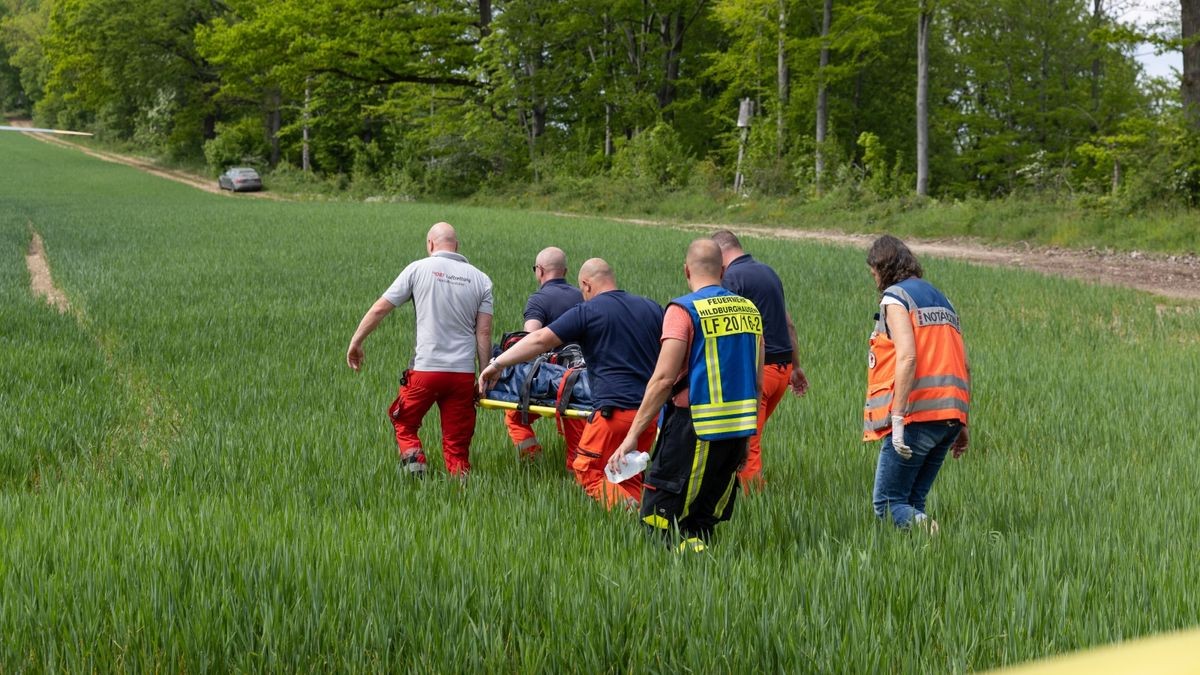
475;311;494;373
347;297;396;371
785;311;810;396
607;339;688;469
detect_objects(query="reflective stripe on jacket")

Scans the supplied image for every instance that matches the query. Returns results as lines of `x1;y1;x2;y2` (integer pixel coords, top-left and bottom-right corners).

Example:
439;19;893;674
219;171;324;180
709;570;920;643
672;285;763;441
863;278;970;441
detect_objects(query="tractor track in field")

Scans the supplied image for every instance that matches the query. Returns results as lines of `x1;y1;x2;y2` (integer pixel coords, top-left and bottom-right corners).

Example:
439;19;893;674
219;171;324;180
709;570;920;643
548;212;1200;303
24;224;180;469
12;120;1196;302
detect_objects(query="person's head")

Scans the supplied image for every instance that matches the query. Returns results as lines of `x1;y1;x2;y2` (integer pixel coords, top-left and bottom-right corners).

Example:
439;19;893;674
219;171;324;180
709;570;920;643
866;234;923;292
426;222;459;255
711;229;744;267
577;257;617;301
533;246;568;285
684;238;724;291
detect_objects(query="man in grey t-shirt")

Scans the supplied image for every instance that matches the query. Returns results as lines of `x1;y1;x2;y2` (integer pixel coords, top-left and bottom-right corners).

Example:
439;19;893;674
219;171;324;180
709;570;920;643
347;222;493;476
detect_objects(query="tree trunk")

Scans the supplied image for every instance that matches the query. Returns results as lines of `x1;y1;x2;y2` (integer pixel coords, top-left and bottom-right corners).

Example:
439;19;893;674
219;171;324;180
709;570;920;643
1184;0;1200;128
657;12;687;112
520;110;538;181
479;0;492;38
776;0;789;156
268;90;282;166
815;0;831;193
302;78;311;172
1090;0;1104;124
524;54;546;139
605;104;614;158
1112;156;1120;195
915;0;930;197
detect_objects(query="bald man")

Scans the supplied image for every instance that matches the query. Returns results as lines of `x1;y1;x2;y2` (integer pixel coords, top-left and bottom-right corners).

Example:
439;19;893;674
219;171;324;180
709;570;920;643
479;258;663;508
348;222;494;477
609;239;763;550
503;247;586;464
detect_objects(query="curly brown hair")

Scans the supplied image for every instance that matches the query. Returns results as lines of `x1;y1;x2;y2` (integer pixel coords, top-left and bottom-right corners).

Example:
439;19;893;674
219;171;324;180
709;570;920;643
866;235;923;292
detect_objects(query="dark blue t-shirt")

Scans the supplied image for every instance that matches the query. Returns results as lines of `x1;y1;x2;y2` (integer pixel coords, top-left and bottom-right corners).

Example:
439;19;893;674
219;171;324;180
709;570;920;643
722;254;793;360
524;278;584;326
546;290;664;410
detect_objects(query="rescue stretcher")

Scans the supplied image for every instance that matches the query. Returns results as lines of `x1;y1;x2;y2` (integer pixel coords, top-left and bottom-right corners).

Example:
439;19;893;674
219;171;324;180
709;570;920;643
478;340;594;421
478;398;590;420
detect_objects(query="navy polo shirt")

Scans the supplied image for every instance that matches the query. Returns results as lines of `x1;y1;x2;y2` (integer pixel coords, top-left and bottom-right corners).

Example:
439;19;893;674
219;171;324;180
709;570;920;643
722;254;793;361
524;278;584;326
546;290;664;410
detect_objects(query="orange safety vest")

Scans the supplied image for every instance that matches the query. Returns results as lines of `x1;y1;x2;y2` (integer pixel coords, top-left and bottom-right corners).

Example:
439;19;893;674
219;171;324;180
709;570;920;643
863;278;970;441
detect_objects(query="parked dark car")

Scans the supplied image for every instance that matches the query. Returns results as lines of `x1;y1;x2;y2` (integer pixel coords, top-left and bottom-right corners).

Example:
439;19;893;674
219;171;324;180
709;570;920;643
218;167;263;192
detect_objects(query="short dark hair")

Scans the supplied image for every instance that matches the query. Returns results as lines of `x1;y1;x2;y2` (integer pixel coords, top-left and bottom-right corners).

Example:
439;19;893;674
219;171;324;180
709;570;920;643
866;235;923;291
711;230;742;251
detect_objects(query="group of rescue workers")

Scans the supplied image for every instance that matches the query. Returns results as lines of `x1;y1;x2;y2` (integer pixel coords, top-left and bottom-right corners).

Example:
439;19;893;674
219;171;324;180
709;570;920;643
347;222;971;547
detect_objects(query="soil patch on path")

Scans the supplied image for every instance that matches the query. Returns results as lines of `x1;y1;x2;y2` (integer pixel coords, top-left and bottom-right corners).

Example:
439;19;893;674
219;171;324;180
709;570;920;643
549;212;1200;302
25;229;71;314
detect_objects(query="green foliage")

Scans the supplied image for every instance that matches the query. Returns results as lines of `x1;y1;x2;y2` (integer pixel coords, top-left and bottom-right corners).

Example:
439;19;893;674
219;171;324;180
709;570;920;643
0;0;1197;216
611;122;695;189
0;0;51;112
856;131;910;199
0;3;24;112
33;0;219;145
203;117;269;172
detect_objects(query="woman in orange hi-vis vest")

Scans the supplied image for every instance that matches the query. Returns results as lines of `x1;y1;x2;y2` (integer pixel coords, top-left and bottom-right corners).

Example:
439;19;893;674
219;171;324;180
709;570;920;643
863;235;970;532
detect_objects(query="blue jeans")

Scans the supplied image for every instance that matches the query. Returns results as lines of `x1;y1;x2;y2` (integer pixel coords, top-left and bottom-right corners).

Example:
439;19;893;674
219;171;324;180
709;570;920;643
872;421;962;528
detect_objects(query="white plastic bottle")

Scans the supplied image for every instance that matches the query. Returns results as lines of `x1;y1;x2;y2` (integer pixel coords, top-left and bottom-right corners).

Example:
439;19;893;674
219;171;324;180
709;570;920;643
605;451;650;483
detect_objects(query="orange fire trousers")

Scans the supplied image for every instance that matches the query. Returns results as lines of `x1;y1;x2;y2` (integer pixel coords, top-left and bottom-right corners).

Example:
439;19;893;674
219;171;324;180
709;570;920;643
738;362;793;491
572;408;656;509
503;409;586;469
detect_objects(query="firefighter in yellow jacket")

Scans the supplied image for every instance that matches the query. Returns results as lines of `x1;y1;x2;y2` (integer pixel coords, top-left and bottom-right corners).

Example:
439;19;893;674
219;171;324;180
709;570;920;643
609;239;764;549
863;235;970;532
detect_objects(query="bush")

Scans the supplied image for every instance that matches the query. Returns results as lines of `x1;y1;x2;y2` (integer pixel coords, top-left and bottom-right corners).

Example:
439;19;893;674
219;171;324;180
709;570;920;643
611;123;694;189
203;117;269;174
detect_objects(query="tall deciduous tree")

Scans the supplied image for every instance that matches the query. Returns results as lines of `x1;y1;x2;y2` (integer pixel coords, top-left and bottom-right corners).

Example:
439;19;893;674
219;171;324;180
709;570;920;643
777;0;790;153
37;0;222;150
815;0;830;192
1185;0;1200;127
915;0;930;196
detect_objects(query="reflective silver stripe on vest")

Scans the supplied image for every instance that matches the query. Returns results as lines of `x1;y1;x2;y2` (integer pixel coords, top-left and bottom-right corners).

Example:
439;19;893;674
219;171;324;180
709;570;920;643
908;397;970;415
864;417;891;432
912;375;971;392
883;284;916;310
692;399;758;419
865;392;893;409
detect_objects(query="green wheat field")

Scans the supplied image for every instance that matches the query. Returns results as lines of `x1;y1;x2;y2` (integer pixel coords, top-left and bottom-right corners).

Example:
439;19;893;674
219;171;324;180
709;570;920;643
1;132;1198;672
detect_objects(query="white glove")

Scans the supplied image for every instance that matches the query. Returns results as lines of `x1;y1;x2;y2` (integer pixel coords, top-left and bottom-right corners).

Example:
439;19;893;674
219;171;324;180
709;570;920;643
891;414;912;459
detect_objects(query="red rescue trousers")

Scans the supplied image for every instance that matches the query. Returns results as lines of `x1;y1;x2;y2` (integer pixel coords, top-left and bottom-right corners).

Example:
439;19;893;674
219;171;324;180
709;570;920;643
504;410;586;469
573;408;656;509
738;362;793;491
389;370;477;475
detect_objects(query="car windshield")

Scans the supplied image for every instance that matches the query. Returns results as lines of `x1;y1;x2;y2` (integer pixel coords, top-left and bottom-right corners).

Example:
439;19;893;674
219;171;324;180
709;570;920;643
231;169;259;177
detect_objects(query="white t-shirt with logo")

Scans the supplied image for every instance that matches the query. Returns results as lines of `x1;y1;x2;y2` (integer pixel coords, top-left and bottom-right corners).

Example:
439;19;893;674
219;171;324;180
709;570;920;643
383;251;494;373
